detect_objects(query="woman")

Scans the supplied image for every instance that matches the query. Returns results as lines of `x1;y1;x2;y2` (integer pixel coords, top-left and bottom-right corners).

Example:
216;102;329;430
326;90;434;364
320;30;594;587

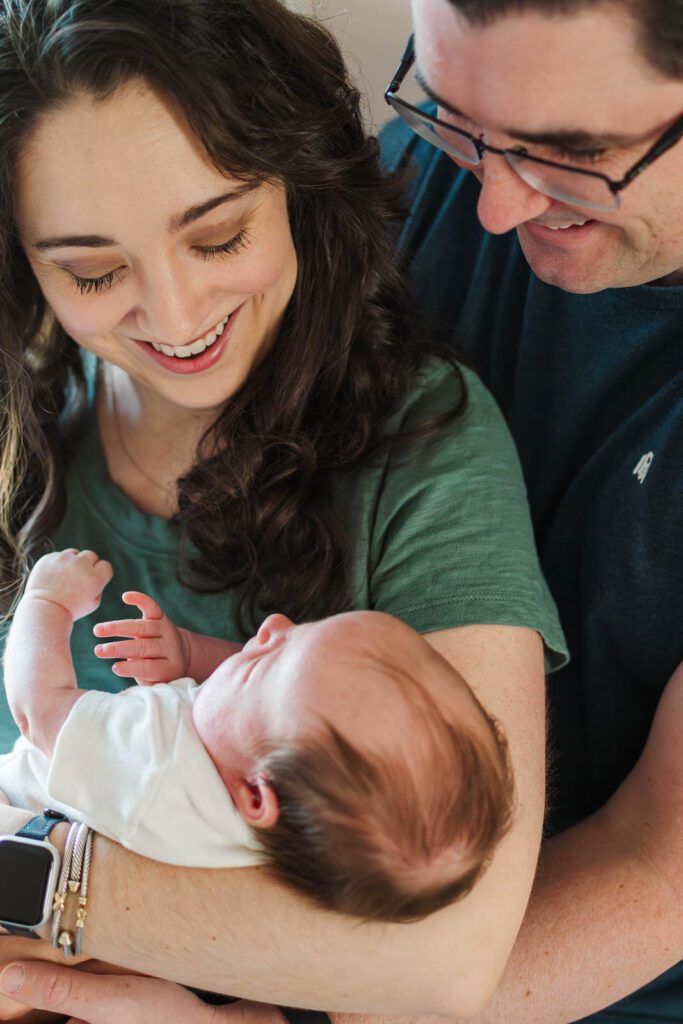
0;0;565;1020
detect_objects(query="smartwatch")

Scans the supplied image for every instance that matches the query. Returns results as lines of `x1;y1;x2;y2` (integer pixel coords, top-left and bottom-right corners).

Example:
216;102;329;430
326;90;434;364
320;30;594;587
0;808;69;937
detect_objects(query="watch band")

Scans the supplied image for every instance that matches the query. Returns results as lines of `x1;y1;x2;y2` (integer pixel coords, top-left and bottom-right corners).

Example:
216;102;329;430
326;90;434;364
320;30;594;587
3;809;69;938
16;808;69;840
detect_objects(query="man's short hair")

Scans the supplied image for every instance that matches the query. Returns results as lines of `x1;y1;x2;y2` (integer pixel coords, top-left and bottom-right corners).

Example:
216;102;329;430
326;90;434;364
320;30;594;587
445;1;683;79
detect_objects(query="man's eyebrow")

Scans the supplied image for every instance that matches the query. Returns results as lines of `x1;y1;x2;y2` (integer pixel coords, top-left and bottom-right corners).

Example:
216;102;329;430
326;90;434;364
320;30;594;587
414;66;650;149
32;183;258;251
506;126;648;149
414;68;467;120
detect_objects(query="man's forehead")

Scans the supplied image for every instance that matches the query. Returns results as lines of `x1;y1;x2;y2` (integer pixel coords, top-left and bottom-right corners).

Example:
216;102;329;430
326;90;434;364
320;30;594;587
412;0;683;137
412;65;667;149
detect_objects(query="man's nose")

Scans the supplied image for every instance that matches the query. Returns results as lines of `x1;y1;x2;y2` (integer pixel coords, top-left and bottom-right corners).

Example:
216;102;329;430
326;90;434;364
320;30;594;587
473;153;552;234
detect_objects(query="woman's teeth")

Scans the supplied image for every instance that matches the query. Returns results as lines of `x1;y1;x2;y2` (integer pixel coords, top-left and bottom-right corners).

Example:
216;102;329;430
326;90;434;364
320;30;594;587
151;315;229;358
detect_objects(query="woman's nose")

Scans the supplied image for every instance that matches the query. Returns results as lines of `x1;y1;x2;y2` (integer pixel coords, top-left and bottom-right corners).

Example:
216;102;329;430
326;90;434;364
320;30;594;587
136;262;214;346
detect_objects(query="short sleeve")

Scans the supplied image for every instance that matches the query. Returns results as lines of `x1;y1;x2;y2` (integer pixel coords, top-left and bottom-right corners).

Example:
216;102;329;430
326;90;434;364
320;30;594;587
368;362;568;671
47;682;261;866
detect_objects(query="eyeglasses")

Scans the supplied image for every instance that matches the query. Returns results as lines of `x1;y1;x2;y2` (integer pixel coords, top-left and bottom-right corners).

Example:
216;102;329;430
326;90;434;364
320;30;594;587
384;35;683;212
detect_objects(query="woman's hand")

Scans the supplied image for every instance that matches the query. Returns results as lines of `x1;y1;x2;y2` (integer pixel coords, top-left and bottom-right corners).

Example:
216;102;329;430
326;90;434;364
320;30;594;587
0;964;285;1024
93;591;189;685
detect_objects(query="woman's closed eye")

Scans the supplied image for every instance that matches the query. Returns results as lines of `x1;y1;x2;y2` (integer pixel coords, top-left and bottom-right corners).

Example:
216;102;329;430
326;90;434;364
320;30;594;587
196;228;250;261
69;228;251;294
71;267;125;295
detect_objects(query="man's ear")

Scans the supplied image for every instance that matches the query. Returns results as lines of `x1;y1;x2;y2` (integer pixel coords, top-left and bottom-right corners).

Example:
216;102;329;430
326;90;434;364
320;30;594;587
228;776;279;829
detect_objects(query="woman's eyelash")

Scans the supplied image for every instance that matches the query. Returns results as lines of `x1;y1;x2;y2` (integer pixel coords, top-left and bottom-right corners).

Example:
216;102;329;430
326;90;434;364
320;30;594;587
72;270;118;295
197;229;250;260
70;230;251;294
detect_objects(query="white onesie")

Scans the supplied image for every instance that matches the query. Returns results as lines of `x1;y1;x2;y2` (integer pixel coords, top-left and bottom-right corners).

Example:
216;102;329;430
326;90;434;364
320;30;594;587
0;678;261;867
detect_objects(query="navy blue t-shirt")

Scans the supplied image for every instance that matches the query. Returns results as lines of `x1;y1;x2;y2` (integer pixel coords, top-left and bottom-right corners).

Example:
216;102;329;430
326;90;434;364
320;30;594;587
381;116;683;1023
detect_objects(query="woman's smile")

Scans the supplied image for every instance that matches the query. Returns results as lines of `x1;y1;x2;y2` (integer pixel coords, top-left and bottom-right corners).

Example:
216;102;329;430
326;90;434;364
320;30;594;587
132;302;244;376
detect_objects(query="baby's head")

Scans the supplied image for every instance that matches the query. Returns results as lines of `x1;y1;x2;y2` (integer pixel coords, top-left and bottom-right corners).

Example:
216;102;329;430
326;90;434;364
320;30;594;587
192;611;514;922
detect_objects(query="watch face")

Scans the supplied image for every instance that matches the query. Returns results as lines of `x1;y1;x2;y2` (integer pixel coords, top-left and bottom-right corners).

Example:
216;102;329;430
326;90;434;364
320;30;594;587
0;838;55;927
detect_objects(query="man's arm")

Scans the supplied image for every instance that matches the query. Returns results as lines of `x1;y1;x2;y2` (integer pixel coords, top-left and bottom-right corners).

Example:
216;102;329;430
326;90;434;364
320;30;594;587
27;624;543;1018
332;664;683;1024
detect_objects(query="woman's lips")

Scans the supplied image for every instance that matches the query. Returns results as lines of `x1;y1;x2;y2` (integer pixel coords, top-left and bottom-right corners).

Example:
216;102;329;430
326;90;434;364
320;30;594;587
134;303;243;376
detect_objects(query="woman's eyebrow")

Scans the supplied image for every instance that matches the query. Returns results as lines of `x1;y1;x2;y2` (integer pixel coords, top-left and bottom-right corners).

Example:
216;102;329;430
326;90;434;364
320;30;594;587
32;183;258;251
414;66;648;148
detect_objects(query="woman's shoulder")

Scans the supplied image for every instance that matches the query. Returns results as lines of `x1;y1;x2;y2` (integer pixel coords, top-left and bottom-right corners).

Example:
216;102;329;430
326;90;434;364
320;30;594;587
392;357;521;464
338;356;568;670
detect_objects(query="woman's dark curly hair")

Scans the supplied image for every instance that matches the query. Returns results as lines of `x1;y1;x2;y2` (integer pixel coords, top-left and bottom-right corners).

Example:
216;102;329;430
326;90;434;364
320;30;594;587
0;0;464;633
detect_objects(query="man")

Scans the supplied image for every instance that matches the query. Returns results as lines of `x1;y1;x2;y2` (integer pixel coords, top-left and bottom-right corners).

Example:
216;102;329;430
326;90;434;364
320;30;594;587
376;1;683;1021
0;2;680;1023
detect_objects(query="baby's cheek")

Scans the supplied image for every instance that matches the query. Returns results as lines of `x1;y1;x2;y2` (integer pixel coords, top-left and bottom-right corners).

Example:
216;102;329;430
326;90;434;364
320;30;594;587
191;687;236;779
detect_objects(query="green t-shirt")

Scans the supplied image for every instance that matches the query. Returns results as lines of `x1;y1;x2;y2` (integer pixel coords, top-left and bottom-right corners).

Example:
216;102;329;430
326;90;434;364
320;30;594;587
0;360;567;753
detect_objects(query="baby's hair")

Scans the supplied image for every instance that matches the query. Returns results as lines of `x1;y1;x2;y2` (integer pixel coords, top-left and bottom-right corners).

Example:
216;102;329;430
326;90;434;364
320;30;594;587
256;668;514;923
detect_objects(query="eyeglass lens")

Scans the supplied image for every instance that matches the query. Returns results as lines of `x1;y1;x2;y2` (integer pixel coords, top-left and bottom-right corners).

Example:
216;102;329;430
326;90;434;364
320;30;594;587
389;98;620;212
389;98;480;164
506;152;619;211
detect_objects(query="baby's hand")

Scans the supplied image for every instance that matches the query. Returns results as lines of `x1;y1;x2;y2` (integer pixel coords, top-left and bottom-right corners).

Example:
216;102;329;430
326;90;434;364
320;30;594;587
93;591;189;685
25;549;113;621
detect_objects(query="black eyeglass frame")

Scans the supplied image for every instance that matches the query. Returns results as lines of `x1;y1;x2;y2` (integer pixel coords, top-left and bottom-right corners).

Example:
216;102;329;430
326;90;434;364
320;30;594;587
384;34;683;206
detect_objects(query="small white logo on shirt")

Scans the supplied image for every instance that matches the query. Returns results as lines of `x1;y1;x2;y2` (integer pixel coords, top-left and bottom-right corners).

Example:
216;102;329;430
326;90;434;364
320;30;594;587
633;452;654;484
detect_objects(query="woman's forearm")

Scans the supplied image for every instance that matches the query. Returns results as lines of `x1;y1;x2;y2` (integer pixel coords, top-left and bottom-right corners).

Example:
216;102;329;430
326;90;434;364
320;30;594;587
79;840;483;1015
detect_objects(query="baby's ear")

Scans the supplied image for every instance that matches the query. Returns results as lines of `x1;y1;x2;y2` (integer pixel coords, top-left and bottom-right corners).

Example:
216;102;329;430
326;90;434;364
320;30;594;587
229;776;279;829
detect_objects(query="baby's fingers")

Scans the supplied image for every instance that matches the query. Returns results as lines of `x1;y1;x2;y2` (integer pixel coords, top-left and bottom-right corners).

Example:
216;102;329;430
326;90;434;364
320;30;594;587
93;617;161;639
111;658;173;684
122;591;164;620
94;639;167;661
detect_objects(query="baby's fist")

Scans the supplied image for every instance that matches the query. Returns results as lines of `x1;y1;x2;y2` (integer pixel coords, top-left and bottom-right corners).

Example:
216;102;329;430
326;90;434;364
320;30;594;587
26;549;113;621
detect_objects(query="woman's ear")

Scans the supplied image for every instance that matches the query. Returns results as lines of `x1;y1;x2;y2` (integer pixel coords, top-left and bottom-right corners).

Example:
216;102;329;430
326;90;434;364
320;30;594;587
229;776;279;829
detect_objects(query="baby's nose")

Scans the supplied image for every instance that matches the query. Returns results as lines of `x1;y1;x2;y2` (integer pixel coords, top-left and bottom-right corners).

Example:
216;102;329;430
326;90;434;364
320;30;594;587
257;613;295;644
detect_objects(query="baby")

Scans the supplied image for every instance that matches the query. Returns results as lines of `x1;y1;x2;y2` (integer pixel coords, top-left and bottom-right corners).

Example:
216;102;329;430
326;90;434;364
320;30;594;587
2;549;514;922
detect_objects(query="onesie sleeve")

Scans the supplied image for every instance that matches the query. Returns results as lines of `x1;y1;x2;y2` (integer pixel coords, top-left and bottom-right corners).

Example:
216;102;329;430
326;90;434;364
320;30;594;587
47;682;261;866
369;362;568;671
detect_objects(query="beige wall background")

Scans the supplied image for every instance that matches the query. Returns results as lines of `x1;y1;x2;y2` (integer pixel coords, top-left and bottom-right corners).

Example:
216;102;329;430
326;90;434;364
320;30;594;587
288;1;419;130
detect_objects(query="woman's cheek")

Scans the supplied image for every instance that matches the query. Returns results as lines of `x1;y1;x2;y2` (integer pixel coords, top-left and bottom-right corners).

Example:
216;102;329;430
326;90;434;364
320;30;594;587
36;278;123;352
235;249;296;300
